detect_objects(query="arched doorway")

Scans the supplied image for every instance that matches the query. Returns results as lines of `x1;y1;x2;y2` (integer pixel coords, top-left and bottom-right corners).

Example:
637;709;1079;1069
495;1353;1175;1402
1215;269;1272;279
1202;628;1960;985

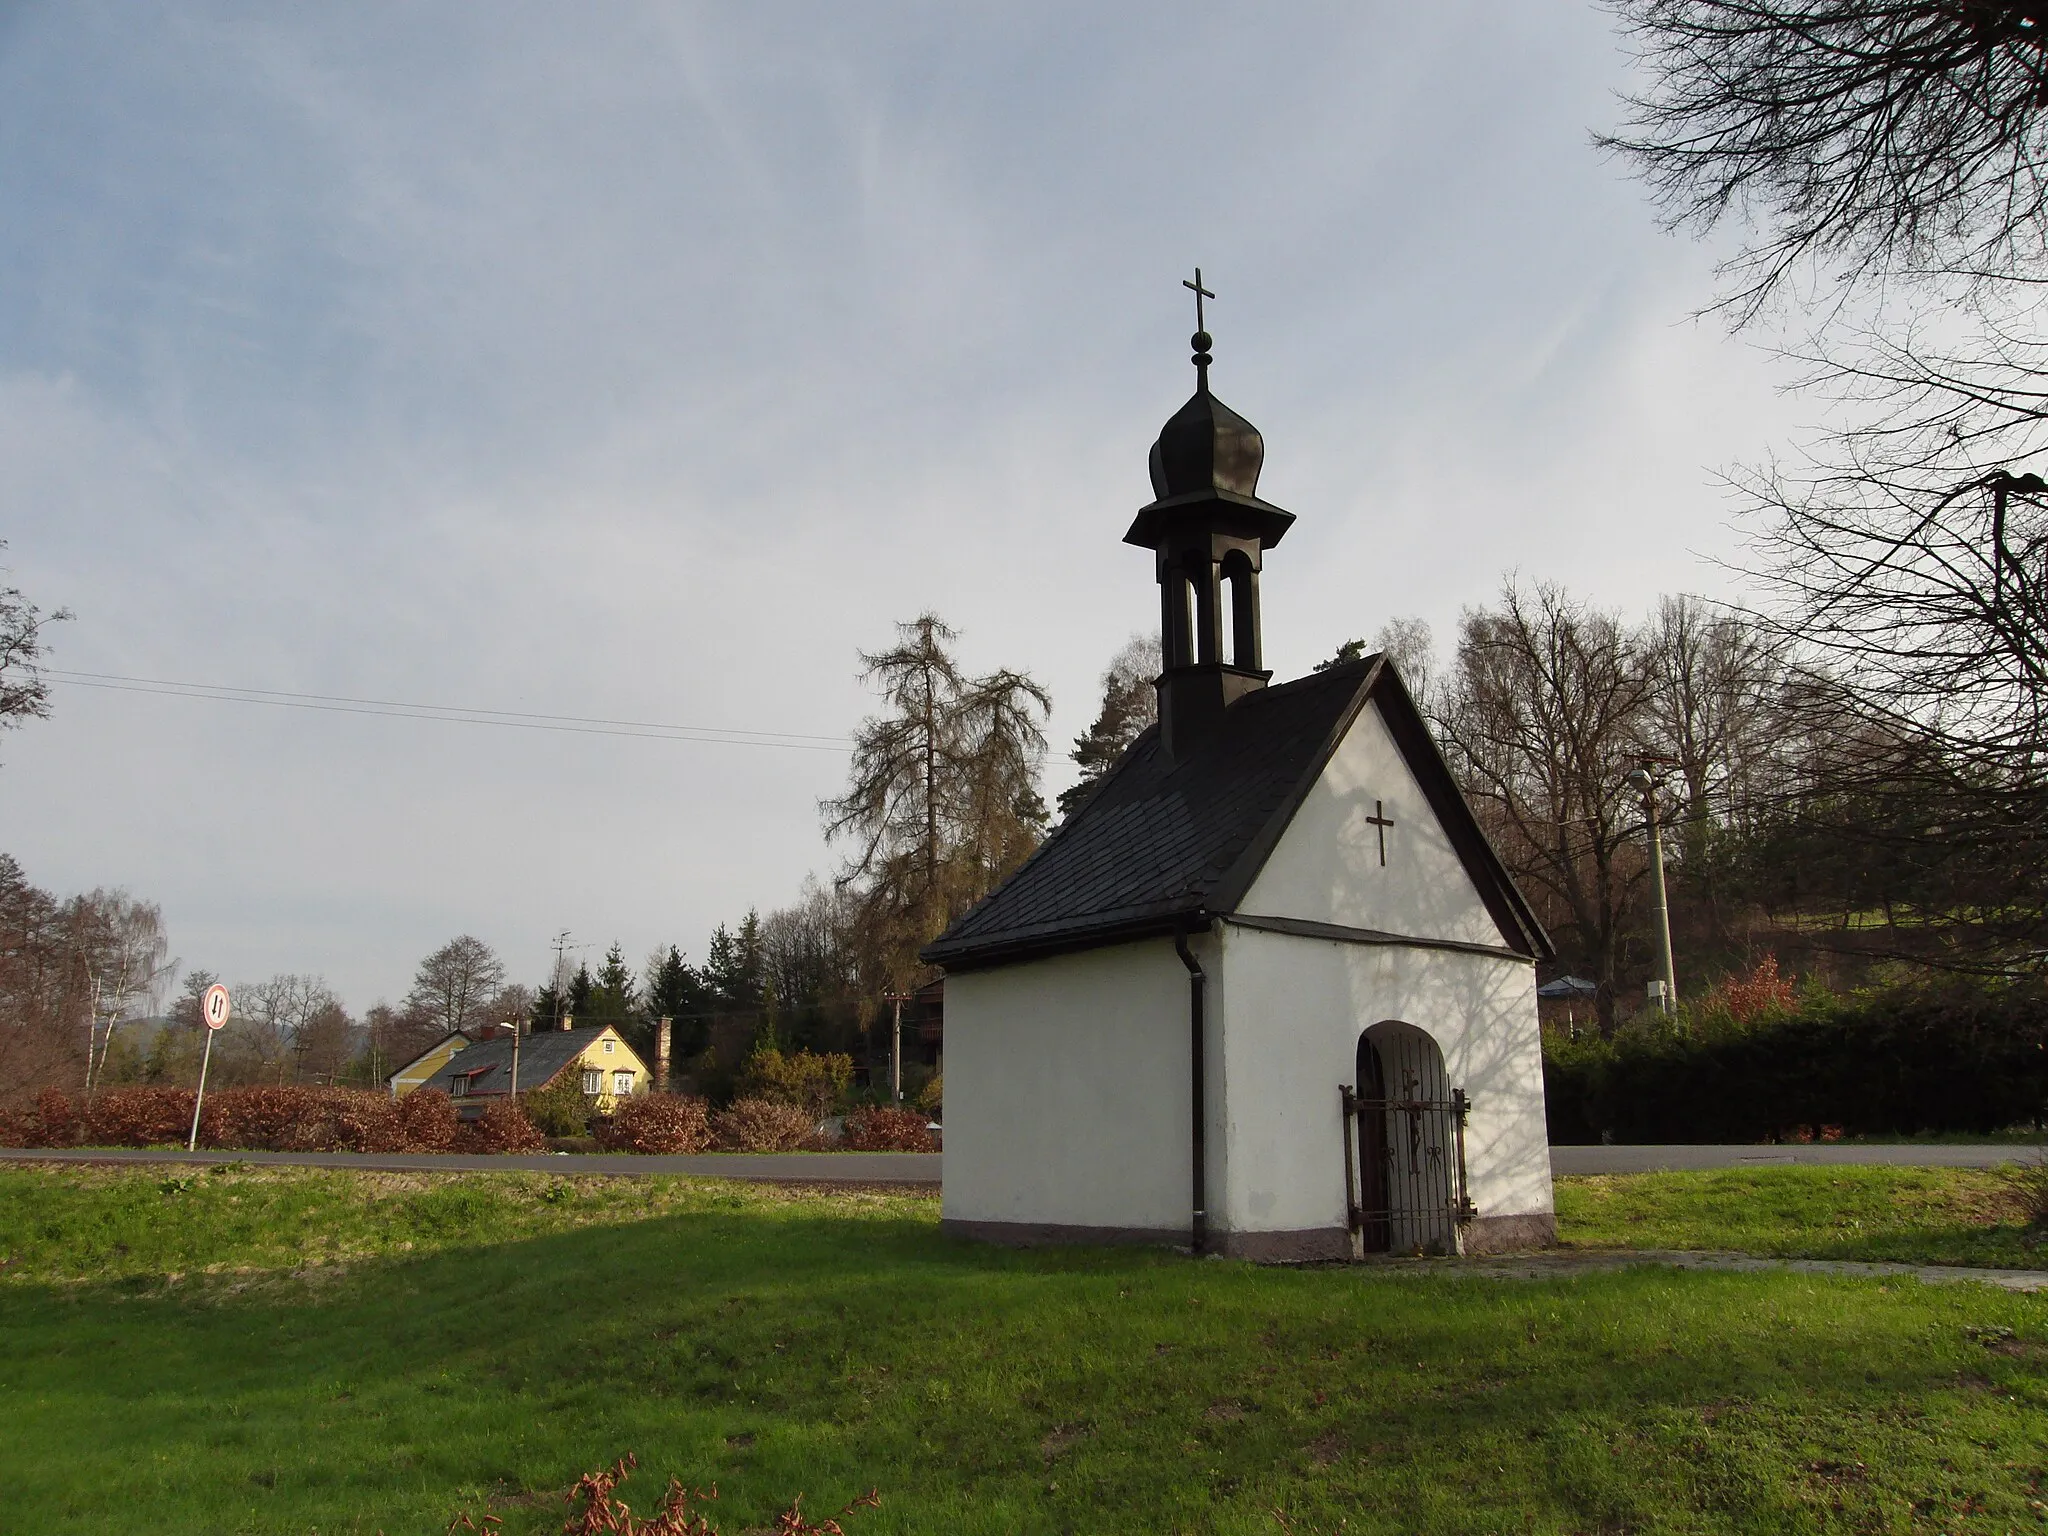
1346;1021;1470;1256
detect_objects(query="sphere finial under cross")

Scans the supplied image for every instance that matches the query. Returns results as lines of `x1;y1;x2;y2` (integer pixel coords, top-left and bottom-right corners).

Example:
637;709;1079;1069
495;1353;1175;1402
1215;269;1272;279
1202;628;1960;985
1184;267;1215;383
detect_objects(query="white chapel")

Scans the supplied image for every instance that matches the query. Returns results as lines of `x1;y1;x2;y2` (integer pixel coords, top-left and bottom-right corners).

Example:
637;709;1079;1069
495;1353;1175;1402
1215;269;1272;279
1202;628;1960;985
922;301;1556;1259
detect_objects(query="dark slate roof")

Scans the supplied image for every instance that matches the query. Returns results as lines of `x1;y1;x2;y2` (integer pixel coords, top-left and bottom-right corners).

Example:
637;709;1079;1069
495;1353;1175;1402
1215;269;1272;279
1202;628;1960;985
417;1024;640;1098
921;656;1552;971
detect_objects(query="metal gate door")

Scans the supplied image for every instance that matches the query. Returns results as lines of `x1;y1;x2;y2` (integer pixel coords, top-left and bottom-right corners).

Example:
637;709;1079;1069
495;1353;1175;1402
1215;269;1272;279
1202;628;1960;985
1341;1077;1474;1258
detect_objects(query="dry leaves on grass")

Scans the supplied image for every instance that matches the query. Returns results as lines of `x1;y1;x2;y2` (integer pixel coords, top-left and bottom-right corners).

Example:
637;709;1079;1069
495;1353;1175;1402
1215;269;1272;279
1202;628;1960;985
448;1454;880;1536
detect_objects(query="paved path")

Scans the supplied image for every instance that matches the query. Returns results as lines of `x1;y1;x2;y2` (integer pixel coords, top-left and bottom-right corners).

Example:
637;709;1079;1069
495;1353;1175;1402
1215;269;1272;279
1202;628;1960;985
0;1146;944;1183
2;1143;2034;1182
1368;1248;2048;1293
1552;1143;2040;1174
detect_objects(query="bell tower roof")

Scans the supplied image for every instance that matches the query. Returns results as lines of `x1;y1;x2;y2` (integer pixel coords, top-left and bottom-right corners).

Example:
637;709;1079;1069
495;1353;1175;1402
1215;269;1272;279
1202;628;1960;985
1124;285;1295;552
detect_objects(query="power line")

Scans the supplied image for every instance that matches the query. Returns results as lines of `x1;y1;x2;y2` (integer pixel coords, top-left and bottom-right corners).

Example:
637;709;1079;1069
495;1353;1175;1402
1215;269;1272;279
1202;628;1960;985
42;668;853;752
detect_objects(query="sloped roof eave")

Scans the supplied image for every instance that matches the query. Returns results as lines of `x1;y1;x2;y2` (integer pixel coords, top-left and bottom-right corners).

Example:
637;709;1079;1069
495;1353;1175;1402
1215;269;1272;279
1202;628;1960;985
921;657;1555;971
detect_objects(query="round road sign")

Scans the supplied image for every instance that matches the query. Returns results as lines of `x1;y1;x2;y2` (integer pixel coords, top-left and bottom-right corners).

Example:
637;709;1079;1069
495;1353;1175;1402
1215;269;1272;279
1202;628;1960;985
201;983;232;1031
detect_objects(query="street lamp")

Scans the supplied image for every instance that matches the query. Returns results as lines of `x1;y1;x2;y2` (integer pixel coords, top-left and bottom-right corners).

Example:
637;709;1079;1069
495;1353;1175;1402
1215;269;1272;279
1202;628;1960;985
1627;766;1678;1016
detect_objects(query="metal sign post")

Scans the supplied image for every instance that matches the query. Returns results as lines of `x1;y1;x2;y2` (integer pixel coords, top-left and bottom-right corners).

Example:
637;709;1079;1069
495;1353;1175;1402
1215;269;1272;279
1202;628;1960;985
187;984;231;1152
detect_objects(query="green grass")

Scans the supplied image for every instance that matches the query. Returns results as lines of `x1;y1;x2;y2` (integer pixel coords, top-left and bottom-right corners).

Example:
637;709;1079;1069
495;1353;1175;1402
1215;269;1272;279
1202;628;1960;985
1556;1165;2048;1269
1;1166;2046;1534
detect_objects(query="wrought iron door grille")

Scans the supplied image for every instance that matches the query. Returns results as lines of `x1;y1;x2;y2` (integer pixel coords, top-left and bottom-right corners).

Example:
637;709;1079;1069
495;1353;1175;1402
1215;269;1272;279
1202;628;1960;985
1341;1085;1474;1257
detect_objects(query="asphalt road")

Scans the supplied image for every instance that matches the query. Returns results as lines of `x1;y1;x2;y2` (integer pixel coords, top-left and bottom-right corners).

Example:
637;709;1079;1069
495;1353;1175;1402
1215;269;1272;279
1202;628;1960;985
0;1147;946;1182
1550;1143;2039;1174
1;1143;2036;1181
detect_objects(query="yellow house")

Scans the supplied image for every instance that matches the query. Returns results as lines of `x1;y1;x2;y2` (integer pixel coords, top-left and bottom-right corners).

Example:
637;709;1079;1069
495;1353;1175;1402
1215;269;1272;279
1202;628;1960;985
416;1022;653;1115
387;1031;472;1099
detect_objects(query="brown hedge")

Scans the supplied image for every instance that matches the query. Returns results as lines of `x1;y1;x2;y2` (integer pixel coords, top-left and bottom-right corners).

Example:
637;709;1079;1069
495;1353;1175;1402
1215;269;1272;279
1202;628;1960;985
843;1105;935;1152
0;1085;533;1155
594;1094;714;1154
711;1096;816;1152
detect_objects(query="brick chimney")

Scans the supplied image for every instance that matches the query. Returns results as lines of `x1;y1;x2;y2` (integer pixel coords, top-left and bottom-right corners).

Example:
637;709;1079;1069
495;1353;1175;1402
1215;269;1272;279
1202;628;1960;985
655;1015;672;1093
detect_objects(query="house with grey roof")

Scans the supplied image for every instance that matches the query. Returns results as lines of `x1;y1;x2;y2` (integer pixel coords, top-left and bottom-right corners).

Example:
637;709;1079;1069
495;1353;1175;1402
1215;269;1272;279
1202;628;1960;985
416;1022;650;1118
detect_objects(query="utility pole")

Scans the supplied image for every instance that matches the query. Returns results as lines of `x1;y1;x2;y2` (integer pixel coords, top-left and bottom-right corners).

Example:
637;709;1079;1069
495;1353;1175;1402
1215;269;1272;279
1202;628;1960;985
508;1013;522;1097
1627;766;1678;1015
882;992;912;1104
550;931;580;1031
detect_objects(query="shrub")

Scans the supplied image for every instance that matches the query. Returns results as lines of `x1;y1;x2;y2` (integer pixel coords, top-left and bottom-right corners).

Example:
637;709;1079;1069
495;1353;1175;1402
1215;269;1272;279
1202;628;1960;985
456;1096;548;1154
1544;979;2048;1144
711;1096;815;1152
1707;955;1800;1025
595;1094;714;1154
843;1105;935;1152
520;1074;592;1137
914;1072;942;1119
394;1088;459;1151
82;1087;195;1147
32;1087;79;1147
737;1047;854;1116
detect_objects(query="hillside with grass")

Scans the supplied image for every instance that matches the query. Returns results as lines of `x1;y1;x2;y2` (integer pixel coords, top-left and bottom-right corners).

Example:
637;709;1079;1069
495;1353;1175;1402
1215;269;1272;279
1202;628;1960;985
2;1164;2046;1533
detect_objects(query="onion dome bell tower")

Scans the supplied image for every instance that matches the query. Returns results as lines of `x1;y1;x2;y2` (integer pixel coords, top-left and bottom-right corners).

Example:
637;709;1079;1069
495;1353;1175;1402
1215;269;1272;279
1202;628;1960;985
1124;272;1296;761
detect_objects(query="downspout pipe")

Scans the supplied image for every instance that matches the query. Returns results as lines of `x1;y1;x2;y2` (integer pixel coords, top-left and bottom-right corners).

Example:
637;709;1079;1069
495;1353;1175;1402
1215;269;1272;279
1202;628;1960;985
1174;923;1208;1256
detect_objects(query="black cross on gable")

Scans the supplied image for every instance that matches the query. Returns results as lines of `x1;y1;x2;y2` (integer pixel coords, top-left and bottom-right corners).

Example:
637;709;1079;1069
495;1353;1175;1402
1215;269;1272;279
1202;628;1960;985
1365;799;1393;866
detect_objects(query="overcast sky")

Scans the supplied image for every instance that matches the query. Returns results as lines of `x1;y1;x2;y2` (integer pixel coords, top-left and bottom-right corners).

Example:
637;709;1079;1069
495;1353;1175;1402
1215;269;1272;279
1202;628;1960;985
0;2;1804;1011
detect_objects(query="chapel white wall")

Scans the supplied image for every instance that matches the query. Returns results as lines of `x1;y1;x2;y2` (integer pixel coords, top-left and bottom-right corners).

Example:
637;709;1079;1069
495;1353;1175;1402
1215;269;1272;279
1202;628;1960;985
942;939;1191;1234
1211;923;1551;1239
1238;696;1502;948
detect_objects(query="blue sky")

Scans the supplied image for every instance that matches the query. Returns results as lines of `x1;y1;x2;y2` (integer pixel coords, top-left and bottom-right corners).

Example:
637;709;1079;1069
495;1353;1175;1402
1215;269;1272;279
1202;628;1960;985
0;2;1800;1009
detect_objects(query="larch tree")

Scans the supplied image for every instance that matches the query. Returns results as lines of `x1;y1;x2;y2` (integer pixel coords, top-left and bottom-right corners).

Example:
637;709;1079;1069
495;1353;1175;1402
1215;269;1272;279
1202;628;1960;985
822;613;1050;990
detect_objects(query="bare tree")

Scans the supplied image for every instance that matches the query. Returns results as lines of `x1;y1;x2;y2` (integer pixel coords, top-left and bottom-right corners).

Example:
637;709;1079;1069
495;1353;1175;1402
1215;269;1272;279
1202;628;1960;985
70;891;173;1099
0;856;86;1107
1436;583;1658;1030
403;935;507;1038
222;974;340;1085
1603;0;2048;317
0;546;69;754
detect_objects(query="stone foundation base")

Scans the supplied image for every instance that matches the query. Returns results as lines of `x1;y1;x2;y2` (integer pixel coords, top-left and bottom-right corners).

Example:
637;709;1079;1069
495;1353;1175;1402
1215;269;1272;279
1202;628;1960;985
1212;1226;1352;1262
1463;1212;1557;1254
940;1218;1184;1249
941;1212;1557;1260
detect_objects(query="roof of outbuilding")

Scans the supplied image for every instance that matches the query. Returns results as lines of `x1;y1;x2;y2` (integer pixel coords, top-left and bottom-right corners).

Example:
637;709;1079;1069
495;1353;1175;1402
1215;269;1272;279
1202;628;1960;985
416;1024;641;1098
921;656;1552;971
385;1030;471;1085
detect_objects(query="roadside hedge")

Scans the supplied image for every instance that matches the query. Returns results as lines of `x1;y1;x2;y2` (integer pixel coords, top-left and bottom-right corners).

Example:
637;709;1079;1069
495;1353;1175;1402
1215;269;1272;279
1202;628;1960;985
1543;985;2048;1144
0;1085;537;1155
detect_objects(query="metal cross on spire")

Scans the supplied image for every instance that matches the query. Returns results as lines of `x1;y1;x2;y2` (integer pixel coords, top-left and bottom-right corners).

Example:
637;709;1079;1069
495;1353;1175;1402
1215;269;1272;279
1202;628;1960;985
1183;268;1215;333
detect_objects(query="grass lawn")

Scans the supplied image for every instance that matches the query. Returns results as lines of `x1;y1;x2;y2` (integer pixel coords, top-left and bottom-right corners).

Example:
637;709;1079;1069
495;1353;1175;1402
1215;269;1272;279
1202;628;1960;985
0;1165;2045;1534
1555;1165;2048;1270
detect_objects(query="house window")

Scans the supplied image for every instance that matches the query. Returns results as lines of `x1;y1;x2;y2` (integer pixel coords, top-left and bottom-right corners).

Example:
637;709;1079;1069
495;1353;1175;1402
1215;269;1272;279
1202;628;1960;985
582;1069;602;1095
602;1039;614;1054
450;1077;467;1098
612;1071;634;1096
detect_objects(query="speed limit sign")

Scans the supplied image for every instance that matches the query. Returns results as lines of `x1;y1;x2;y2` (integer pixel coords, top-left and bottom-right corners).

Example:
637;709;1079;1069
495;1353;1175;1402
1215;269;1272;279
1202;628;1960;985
189;984;232;1151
